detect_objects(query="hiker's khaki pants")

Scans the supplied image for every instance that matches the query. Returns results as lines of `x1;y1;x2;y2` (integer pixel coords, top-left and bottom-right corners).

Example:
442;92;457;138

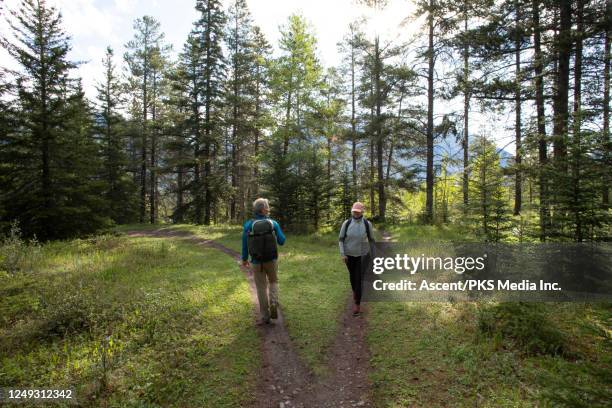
252;259;278;320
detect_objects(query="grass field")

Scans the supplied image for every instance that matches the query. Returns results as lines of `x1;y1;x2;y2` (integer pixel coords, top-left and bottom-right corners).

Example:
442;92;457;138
1;222;610;407
366;224;612;408
1;232;259;407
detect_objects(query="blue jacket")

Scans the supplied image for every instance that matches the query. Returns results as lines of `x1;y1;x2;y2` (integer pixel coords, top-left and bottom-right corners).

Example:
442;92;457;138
241;213;286;263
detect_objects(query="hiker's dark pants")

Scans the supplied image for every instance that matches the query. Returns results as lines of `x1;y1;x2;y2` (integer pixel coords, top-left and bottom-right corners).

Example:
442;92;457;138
346;255;364;305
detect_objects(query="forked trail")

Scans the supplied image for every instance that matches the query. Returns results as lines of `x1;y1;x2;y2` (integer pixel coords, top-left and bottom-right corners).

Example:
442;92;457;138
126;227;373;408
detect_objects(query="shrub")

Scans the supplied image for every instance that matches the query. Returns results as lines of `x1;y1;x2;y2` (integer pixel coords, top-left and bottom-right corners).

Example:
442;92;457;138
537;360;612;408
37;289;96;338
477;302;567;356
0;220;42;274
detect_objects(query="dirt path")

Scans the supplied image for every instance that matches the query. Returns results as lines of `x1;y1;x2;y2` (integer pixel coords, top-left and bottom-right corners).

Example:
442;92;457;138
125;227;373;408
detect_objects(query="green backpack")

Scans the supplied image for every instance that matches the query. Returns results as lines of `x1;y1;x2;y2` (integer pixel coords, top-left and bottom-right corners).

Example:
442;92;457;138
247;219;278;262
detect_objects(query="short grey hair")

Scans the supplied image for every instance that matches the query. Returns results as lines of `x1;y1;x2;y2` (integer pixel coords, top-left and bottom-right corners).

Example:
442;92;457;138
253;198;270;214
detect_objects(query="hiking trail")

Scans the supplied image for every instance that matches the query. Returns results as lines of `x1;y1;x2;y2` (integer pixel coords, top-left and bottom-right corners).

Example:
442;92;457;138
125;227;376;408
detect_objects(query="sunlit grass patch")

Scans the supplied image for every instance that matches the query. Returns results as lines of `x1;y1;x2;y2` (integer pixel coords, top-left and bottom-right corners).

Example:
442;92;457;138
383;223;475;242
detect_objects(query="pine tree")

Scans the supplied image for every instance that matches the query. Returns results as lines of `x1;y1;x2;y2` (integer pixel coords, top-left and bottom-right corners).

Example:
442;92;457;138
337;21;367;202
123;16;166;223
530;0;549;240
267;14;322;229
54;79;111;237
352;2;403;222
194;0;226;225
147;42;172;224
468;136;511;241
313;67;345;226
248;26;272;199
0;66;16;232
175;32;204;224
601;0;611;208
0;0;110;240
463;0;531;217
412;0;455;224
444;0;494;213
225;0;256;221
95;46;138;224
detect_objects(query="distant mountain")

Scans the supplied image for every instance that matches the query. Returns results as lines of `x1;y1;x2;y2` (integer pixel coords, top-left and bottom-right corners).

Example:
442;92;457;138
396;135;514;179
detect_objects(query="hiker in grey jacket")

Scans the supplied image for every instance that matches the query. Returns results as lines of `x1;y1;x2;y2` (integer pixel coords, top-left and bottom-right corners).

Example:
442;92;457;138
339;202;374;316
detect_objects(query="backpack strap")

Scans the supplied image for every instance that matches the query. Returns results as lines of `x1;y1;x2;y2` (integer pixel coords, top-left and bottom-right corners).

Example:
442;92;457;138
250;218;274;235
363;218;373;242
266;219;275;235
341;217;373;242
340;218;352;242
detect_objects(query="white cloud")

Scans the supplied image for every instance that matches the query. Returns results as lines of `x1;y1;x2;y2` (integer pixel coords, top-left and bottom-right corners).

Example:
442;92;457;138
245;0;417;66
113;0;138;14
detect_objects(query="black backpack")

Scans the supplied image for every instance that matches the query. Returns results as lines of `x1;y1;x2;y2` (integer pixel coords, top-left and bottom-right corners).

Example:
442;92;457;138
340;217;373;242
247;219;278;262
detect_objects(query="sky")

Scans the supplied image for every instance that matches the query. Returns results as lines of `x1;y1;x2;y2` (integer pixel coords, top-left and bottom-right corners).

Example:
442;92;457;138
1;0;416;98
0;0;515;152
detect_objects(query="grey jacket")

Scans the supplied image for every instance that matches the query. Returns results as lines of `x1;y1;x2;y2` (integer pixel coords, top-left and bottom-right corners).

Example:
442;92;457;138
338;217;374;257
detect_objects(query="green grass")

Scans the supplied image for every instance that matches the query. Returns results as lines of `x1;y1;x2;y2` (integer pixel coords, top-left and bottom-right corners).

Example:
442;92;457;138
1;233;259;407
365;223;611;407
2;221;609;407
367;301;611;408
382;223;475;242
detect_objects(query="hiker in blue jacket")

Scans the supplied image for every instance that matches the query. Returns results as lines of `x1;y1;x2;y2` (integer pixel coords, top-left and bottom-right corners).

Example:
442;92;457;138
242;198;286;325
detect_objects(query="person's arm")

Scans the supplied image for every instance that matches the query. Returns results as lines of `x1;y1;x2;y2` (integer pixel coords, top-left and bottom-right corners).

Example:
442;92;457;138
241;221;250;261
338;220;347;257
367;220;376;257
367;220;375;242
273;221;286;245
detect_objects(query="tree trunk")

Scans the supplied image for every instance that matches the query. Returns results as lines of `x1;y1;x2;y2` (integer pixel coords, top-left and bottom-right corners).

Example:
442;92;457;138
425;0;435;224
552;0;571;163
203;6;212;225
462;10;469;213
387;95;401;182
572;0;584;241
230;13;240;222
351;36;358;201
41;66;52;239
374;37;386;221
140;54;148;224
254;66;261;197
514;2;522;216
176;162;184;223
369;79;375;216
532;0;548;240
603;0;611;207
284;67;292;156
370;131;375;217
150;71;157;224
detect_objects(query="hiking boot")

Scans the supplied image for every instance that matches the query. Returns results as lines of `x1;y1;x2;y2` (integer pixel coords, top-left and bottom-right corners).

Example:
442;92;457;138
352;303;360;316
270;302;278;319
256;317;271;325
